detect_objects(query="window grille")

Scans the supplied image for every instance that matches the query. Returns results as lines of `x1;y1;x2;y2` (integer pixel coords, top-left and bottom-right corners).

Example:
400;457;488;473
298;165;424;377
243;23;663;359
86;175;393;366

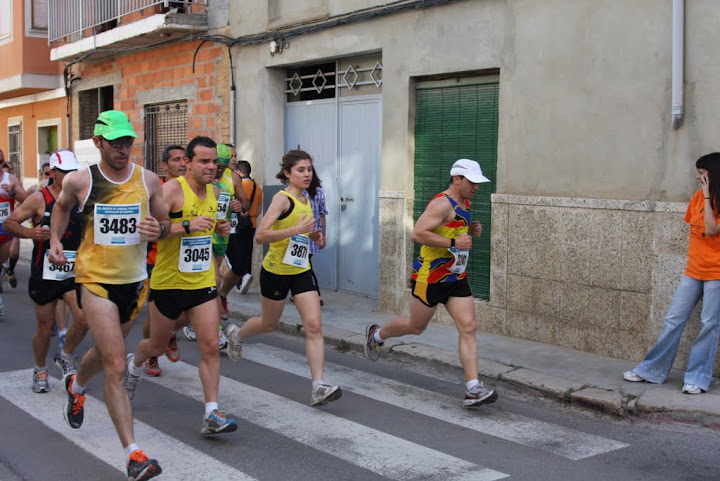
8;124;23;179
144;102;188;176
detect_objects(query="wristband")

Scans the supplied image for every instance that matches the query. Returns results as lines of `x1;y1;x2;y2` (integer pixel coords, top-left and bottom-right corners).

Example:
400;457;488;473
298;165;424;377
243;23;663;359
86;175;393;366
450;238;455;248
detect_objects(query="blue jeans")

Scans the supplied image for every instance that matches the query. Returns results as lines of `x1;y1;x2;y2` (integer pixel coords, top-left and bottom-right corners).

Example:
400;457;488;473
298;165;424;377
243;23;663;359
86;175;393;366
634;275;720;391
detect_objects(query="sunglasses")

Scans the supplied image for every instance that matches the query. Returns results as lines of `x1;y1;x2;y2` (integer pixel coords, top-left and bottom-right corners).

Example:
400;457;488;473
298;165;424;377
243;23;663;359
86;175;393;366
103;137;134;149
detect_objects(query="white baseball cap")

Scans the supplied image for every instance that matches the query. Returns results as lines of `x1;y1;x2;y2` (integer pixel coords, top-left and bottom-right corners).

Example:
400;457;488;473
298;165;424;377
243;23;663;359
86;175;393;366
49;150;81;172
450;158;490;184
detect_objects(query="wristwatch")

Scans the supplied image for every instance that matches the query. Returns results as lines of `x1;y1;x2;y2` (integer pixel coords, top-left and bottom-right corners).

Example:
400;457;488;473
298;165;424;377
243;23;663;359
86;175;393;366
182;220;191;234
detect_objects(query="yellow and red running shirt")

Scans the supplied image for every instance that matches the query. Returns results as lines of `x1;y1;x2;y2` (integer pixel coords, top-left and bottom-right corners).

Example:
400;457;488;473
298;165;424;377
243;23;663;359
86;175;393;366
412;193;471;284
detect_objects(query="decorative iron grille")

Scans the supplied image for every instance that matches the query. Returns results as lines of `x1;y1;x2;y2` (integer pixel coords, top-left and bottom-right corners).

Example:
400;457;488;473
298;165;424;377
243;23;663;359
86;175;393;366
145;102;188;176
8;124;23;179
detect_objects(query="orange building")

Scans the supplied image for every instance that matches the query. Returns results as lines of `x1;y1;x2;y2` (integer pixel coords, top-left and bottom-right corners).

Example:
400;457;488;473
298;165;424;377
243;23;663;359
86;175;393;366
48;0;230;173
0;0;66;185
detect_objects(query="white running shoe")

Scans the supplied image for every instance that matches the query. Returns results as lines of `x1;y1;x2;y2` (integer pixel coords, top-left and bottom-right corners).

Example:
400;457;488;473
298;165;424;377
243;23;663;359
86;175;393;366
623;371;645;382
311;383;342;406
239;274;253;295
225;324;244;362
682;383;703;394
183;325;197;341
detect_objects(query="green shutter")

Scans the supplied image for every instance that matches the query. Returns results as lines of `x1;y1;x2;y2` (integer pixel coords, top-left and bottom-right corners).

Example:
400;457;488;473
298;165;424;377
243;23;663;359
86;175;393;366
413;81;499;300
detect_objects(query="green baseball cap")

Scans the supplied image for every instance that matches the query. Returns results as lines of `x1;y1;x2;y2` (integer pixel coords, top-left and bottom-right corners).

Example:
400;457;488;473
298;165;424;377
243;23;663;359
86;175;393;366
93;110;138;140
217;144;231;166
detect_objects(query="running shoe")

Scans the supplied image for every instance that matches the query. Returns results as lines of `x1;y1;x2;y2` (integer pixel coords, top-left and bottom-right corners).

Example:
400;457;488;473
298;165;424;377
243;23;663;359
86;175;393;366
220;295;229;320
63;374;85;429
165;333;179;362
201;409;238;434
124;353;140;401
32;369;50;393
464;382;498;407
7;271;16;289
364;323;383;362
126;450;162;481
182;325;196;341
311;383;342;406
143;357;162;377
623;371;645;382
218;326;228;350
238;273;253;295
225;324;244;362
54;352;77;377
682;383;703;394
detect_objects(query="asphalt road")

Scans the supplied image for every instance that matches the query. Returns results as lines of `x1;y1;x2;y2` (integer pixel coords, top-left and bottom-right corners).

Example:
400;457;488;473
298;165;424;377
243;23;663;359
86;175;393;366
1;262;719;480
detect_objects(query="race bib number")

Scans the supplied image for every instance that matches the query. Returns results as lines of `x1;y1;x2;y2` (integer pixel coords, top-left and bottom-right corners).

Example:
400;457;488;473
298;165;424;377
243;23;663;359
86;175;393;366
43;250;76;281
178;235;212;273
448;247;469;275
0;201;10;225
217;193;231;220
230;213;238;230
282;235;310;268
94;203;141;245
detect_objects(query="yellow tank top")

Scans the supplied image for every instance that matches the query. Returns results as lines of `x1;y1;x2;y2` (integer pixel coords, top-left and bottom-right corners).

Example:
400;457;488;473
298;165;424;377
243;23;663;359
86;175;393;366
151;176;218;290
262;190;313;276
212;168;234;246
75;163;149;284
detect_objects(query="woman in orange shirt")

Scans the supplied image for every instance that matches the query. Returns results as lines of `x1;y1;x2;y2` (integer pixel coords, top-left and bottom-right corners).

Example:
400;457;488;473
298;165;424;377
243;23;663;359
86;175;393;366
624;152;720;394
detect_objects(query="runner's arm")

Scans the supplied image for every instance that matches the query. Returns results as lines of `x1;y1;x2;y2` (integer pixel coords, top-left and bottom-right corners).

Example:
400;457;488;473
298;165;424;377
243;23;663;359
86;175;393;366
49;171;83;264
141;171;171;241
411;196;465;248
254;192;315;244
2;192;48;240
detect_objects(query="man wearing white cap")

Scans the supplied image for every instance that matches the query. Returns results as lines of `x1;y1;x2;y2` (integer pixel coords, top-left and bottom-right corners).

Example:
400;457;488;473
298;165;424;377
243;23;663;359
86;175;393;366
3;150;88;392
364;158;499;407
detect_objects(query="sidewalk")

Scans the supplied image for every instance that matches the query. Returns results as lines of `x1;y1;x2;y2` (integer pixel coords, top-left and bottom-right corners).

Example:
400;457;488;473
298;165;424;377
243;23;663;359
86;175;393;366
224;286;720;425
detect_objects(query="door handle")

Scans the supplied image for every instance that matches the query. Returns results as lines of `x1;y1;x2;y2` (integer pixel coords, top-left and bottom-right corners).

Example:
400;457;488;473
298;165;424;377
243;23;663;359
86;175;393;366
340;197;354;202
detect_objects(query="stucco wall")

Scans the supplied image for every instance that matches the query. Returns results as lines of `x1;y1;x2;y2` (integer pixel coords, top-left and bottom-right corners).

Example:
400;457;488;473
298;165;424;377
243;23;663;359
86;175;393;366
228;0;720;372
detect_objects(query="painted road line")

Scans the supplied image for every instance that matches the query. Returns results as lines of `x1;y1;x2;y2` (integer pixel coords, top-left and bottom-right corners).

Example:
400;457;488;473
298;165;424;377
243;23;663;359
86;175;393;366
241;343;630;460
151;359;508;481
0;369;257;481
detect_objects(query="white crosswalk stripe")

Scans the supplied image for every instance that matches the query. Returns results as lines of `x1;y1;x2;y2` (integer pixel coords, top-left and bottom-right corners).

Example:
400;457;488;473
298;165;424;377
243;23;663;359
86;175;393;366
239;343;630;460
0;369;258;481
148;359;509;481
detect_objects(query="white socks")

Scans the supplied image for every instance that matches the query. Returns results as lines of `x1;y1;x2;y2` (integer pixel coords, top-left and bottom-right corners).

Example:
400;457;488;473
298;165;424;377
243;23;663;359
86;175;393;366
124;443;139;459
205;402;219;417
466;380;481;391
373;330;383;343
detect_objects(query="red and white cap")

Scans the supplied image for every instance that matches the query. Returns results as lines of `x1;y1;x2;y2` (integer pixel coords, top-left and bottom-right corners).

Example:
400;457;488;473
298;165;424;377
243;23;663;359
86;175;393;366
49;150;81;172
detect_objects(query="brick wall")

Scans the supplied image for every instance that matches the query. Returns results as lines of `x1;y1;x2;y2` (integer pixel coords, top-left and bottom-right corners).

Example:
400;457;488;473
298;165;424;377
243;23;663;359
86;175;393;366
71;39;230;164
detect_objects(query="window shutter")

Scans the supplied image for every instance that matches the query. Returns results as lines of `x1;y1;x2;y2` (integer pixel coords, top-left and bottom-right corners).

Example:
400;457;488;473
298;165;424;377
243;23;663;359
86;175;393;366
413;81;499;300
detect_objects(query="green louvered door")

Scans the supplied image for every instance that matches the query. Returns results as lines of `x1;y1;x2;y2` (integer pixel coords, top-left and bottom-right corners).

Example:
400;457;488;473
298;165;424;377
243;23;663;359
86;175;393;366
413;78;499;300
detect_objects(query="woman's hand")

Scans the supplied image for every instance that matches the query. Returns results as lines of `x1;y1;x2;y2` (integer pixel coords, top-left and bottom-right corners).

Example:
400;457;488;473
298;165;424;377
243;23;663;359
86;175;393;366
293;213;316;236
700;171;711;197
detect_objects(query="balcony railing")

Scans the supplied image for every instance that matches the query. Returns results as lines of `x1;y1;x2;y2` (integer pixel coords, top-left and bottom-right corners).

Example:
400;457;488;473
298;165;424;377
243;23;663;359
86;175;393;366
48;0;207;45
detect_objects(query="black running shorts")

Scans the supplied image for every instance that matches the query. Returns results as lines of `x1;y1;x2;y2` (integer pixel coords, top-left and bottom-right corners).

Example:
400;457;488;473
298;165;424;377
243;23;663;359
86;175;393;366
260;267;318;301
411;278;472;308
149;286;218;320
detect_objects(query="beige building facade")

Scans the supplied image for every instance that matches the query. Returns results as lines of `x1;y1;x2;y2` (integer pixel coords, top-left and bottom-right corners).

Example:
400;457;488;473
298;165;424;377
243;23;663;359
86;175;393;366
228;0;720;374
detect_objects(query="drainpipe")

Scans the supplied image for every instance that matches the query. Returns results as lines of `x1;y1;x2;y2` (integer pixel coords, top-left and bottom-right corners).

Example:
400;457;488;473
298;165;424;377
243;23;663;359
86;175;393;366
671;0;684;130
230;84;236;145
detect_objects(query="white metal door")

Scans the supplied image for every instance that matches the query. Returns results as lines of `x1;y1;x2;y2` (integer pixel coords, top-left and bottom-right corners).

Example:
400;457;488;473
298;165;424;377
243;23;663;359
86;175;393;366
285;100;338;290
337;95;381;297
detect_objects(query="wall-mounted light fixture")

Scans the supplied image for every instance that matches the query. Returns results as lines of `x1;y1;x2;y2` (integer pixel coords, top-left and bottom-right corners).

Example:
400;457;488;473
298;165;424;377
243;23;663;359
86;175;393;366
270;35;289;57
